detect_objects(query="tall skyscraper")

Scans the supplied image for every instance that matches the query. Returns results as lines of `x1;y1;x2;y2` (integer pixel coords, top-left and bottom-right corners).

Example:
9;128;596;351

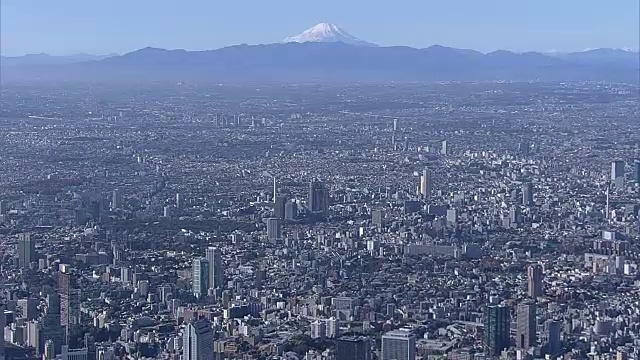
517;302;536;350
17;233;35;269
111;189;123;209
284;200;298;221
266;218;281;240
308;179;329;213
192;258;210;298
527;264;543;298
371;209;383;227
336;337;372;360
59;267;80;329
634;160;640;185
43;294;64;354
522;182;534;206
441;140;448;155
611;160;625;181
272;176;277;203
544;320;561;355
205;247;223;290
420;168;432;200
381;330;415;360
484;305;510;356
175;193;183;209
274;195;286;220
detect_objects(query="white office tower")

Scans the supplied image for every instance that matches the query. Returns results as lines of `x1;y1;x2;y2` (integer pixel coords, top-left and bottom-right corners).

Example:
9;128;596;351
326;317;339;338
420;168;432;200
192;258;210;298
381;330;416;360
205;247;224;290
311;320;326;339
441;140;448;155
183;319;214;360
611;160;624;181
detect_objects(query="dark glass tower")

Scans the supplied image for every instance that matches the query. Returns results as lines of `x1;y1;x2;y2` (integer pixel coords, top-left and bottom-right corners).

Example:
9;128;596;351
484;305;510;356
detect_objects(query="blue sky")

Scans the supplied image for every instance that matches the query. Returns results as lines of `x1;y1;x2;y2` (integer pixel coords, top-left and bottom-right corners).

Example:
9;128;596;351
1;0;638;56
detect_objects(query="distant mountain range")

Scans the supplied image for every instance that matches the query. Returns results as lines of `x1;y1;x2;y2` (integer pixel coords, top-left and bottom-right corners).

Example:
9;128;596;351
2;23;638;83
1;53;117;66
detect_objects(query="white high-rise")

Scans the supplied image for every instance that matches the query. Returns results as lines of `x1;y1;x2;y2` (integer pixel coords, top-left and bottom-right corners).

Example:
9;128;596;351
192;258;209;298
183;320;213;360
611;160;625;181
420;168;432;200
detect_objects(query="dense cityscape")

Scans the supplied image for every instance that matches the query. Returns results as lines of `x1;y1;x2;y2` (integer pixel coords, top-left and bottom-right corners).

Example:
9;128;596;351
0;80;637;360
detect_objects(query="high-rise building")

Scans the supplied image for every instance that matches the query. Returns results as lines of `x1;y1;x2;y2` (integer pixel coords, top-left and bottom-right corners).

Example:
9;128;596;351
381;330;415;360
266;218;281;240
420;168;432;200
17;233;35;269
441;140;448;155
192;258;210;298
611;160;625;181
274;196;286;219
544;320;561;355
522;182;534;206
326;317;339;338
0;200;8;215
18;298;38;320
371;209;383;227
43;294;64;354
527;264;543;298
284;200;298;221
335;337;372;360
634;160;640;185
308;179;329;213
518;141;530;156
205;247;223;290
310;320;326;339
59;267;80;329
26;320;42;355
447;208;457;225
517;302;536;350
111;189;123;209
176;193;182;209
484;305;510;356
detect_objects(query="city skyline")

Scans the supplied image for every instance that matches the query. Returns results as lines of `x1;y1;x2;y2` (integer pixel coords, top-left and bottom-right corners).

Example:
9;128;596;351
1;0;638;56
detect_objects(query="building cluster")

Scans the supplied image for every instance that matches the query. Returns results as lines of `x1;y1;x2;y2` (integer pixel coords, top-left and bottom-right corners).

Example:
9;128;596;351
0;81;638;359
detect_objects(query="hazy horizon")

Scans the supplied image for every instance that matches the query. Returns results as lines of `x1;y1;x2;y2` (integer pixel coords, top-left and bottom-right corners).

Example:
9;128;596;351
1;0;638;57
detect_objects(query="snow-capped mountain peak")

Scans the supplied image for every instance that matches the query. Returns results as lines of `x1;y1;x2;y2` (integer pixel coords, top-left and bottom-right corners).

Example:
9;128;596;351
284;22;377;47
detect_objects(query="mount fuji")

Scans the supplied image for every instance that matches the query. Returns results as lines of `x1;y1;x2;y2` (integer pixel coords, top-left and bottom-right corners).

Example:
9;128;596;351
284;22;378;47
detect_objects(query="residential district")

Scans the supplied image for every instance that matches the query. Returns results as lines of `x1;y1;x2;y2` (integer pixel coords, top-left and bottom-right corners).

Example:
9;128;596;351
0;82;639;360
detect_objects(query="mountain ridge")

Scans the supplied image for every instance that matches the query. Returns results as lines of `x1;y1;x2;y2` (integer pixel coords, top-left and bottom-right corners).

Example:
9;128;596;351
2;42;638;84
